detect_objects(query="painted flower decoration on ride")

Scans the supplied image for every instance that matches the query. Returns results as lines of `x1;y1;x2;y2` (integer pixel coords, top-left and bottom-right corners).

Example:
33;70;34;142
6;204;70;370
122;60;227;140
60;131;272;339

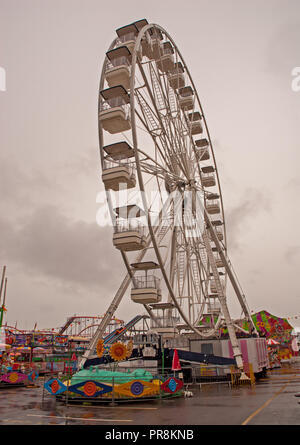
96;339;105;358
109;342;127;361
256;322;265;328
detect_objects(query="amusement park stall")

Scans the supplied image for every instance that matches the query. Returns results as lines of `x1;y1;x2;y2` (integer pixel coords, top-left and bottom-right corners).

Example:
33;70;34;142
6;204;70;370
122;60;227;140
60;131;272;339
232;310;296;368
1;329;71;374
189;336;269;376
220;337;269;375
251;310;297;365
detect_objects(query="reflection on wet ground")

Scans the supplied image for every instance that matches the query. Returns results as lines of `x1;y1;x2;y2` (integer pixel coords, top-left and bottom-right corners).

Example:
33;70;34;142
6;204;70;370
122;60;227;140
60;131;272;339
1;363;300;425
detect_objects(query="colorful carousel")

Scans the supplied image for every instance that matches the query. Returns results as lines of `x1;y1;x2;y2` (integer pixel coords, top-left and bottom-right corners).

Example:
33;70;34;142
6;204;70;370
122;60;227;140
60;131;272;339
0;365;39;388
0;345;39;388
44;340;184;404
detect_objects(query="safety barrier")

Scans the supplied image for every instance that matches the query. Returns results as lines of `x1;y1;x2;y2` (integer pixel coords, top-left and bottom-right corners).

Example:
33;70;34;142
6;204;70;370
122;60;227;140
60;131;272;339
230;363;255;386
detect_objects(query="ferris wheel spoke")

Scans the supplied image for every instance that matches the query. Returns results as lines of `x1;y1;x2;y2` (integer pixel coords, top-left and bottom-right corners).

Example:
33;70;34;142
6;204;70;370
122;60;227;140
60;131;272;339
137;61;191;180
134;107;171;170
137;150;179;181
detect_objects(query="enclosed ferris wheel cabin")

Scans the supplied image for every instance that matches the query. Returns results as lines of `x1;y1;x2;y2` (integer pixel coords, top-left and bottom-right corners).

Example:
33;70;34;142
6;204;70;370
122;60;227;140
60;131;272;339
195;138;210;160
156;41;175;72
187;111;203;135
210;278;225;295
112;205;147;251
105;46;132;90
148;302;179;336
99;85;131;134
168;62;185;90
130;261;162;305
211;219;224;236
178;86;194;110
102;141;136;191
115;19;150;61
101;160;136;191
115;22;140;55
205;192;221;215
132;19;152;58
144;26;164;59
201;165;216;187
209;226;224;241
213;252;225;268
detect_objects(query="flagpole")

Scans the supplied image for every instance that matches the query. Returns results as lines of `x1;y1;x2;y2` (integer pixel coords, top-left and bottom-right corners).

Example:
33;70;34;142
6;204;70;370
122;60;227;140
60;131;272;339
0;278;8;329
0;267;7;329
161;337;165;378
0;266;6;305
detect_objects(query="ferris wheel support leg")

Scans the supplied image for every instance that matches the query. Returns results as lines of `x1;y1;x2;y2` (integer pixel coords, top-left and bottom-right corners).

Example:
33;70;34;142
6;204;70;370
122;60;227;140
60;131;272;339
77;274;132;369
201;231;244;371
203;208;258;337
193;192;244;369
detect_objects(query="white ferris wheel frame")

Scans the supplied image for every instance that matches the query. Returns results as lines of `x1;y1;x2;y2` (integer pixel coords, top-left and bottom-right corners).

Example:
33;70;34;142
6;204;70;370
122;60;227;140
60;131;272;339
79;22;258;371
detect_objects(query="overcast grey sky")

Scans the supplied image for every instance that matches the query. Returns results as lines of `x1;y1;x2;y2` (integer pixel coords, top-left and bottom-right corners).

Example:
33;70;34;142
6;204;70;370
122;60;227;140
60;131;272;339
0;0;299;330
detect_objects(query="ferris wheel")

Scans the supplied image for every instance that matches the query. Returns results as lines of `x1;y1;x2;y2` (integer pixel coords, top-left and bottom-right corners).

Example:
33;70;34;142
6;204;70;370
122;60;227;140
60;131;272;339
80;19;257;370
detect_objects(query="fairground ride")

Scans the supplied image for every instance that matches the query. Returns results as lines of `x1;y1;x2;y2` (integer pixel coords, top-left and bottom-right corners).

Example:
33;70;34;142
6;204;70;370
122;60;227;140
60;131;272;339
79;19;258;371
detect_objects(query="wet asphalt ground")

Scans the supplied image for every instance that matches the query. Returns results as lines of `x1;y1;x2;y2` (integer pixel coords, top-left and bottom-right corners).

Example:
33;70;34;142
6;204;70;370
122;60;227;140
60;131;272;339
0;363;300;425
